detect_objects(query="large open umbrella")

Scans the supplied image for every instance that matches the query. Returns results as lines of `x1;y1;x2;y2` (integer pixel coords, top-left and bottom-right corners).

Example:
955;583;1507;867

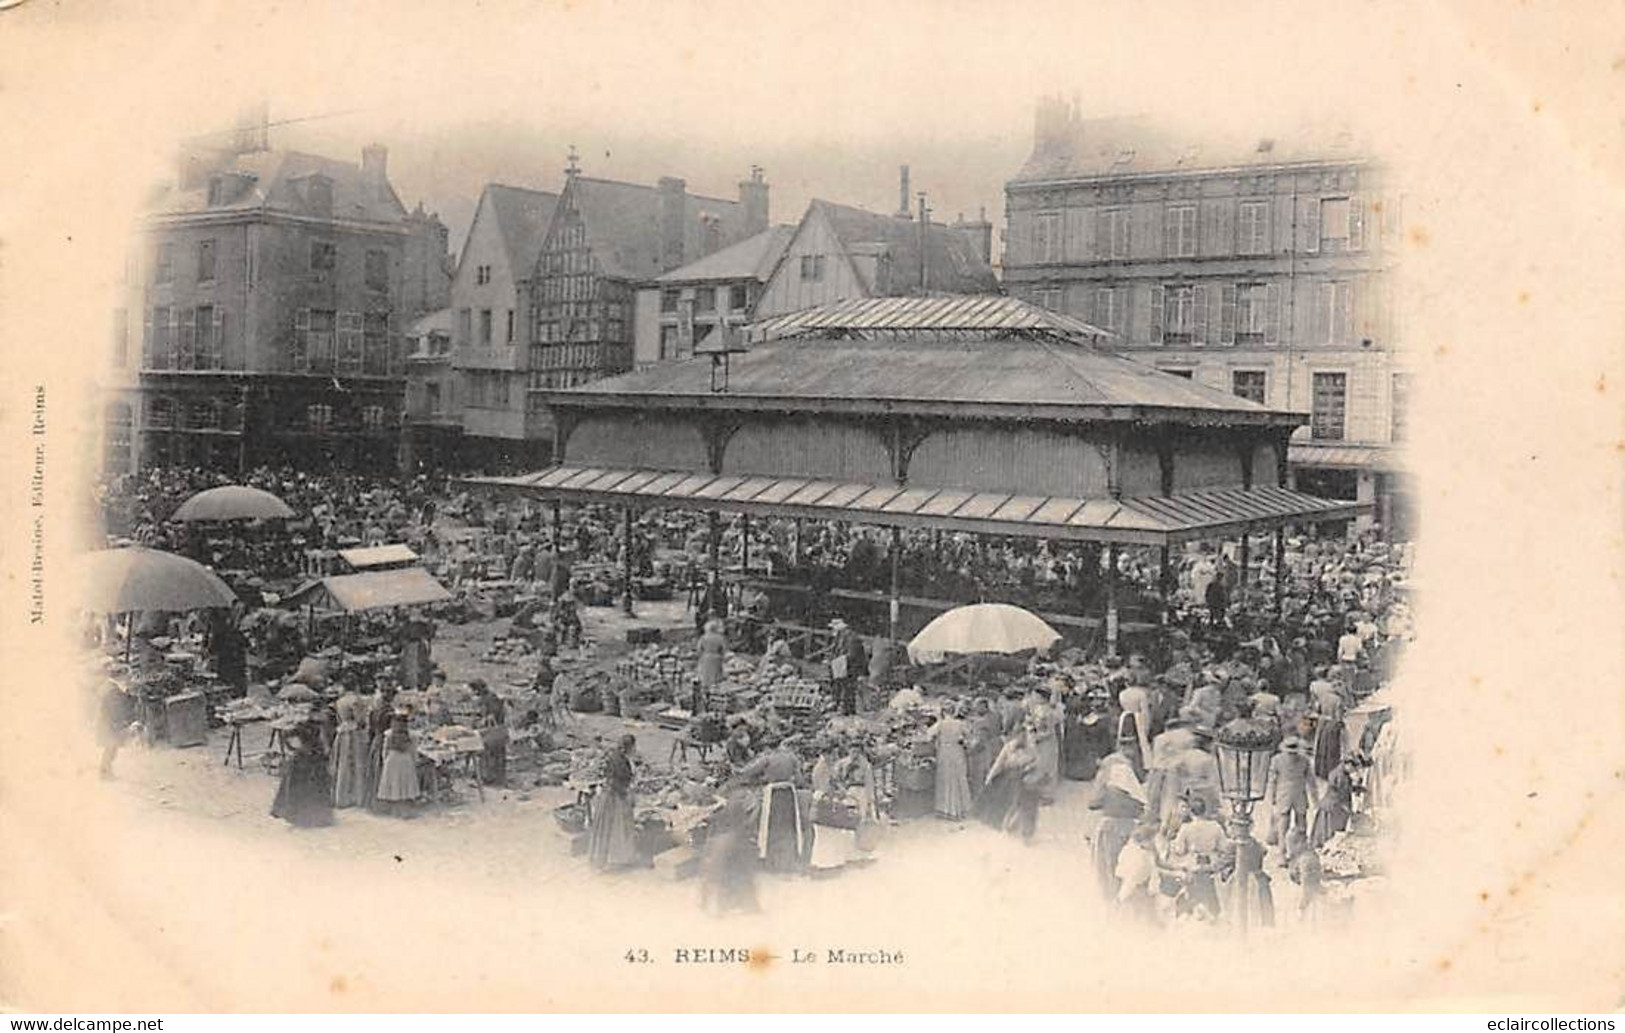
79;546;238;614
907;602;1062;664
171;485;295;522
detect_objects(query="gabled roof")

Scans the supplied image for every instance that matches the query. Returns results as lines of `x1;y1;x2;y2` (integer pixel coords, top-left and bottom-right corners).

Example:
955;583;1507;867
543;331;1304;425
1012;115;1373;184
801;200;999;296
565;176;748;281
483;184;559;278
146;149;409;225
654;225;795;284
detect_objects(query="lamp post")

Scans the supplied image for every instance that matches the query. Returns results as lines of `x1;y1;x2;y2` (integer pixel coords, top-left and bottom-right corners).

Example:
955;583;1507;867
1214;718;1280;938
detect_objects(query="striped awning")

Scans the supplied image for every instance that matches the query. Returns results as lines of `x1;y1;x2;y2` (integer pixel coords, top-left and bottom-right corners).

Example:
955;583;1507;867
465;467;1367;546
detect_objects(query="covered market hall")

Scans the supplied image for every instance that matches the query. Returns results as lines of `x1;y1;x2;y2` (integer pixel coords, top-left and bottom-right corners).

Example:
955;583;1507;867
470;295;1368;657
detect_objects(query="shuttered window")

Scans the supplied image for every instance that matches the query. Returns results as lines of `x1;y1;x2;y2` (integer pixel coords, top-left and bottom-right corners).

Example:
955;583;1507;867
1320;281;1355;344
1093;287;1120;332
1237;200;1269;254
1236;283;1270;344
1311;372;1347;441
1160;285;1201;343
1391;373;1410;443
1165;205;1198;258
1099;208;1130;259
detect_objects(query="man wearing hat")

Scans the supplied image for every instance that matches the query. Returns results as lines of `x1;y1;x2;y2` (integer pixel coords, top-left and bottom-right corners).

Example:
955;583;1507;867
1266;735;1314;858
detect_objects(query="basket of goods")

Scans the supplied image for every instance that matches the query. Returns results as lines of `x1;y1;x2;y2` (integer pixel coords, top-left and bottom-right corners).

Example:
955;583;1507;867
553;800;589;834
692;712;727;744
569;680;602;714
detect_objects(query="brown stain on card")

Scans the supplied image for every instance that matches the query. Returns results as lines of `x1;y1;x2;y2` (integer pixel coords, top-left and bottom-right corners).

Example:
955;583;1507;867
748;947;776;972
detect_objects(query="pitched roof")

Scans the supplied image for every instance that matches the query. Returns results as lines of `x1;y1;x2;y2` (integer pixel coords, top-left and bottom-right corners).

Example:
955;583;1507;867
653;225;795;284
568;176;749;281
146;149;408;225
809;200;999;295
1012;115;1373;184
546;332;1302;424
750;294;1107;340
483;184;559;277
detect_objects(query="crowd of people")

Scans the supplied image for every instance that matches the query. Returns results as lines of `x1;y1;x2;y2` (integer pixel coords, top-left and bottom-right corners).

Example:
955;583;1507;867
89;462;1413;928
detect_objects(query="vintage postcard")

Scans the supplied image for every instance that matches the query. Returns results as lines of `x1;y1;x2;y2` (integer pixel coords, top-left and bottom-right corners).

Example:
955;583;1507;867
0;0;1620;1015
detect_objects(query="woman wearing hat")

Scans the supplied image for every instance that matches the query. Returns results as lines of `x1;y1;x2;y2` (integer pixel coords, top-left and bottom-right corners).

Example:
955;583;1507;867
589;734;640;871
1309;752;1369;849
1266;735;1314;855
1088;745;1147;899
373;713;422;817
329;694;369;809
925;703;972;821
965;697;1003;798
695;618;728;712
271;718;335;828
979;725;1042;842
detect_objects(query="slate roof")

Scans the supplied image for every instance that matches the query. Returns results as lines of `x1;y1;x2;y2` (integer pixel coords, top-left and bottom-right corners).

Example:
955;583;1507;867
1011;116;1373;184
546;331;1302;424
809;200;999;295
483;184;559;278
654;225;796;284
750;295;1108;340
567;176;749;281
146;149;408;225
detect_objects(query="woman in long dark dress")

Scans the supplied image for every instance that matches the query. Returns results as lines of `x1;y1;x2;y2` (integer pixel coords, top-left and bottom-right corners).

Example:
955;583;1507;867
1062;690;1115;782
976;726;1037;837
363;687;396;810
271;720;335;828
589;735;640;871
475;681;508;786
700;790;762;915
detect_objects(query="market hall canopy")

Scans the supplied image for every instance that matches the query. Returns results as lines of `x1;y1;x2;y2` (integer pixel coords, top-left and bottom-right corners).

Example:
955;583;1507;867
286;567;451;613
467;294;1365;547
475;466;1358;547
338;544;420;571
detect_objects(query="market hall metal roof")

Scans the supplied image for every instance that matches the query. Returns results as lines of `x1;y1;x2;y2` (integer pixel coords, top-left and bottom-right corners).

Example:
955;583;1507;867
540;332;1306;426
749;294;1111;341
467;466;1366;546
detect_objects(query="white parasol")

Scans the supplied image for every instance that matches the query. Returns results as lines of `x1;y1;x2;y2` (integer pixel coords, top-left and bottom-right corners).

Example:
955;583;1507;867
906;602;1062;664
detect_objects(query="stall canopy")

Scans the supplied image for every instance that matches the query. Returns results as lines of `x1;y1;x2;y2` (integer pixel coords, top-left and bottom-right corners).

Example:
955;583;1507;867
473;465;1358;546
286;567;450;613
338;544;420;571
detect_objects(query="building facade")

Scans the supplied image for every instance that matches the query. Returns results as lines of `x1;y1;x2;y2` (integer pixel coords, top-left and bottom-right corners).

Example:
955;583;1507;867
1002;100;1411;535
521;161;768;447
632;224;793;365
754;195;999;320
128;139;451;475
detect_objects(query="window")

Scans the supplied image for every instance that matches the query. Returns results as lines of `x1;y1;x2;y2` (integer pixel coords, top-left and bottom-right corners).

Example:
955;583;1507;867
1152;284;1206;344
479;309;493;346
1320;281;1355;344
1232;370;1267;405
1161;368;1194;379
659;325;681;360
146;396;175;429
660;289;679;313
800;254;826;281
1092;287;1120;332
1032;287;1062;312
1311;372;1347;441
1032;212;1063;263
363;312;390;374
729;284;749;311
112;308;128;368
148;306;171;368
1317;197;1364;252
1391;373;1410;443
306;309;336;372
193;305;219;369
1237;200;1269;255
365;249;389;291
207;178;226;207
361;405;385;431
1165;204;1198;258
457;308;472;347
475;264;491;286
1098;208;1130;259
306;404;333;431
696;287;717;313
310;240;337;272
337;313;364;373
506;309;516;343
104;403;132;471
196;239;216;282
155;243;174;284
176;308;196;369
1236;283;1271;343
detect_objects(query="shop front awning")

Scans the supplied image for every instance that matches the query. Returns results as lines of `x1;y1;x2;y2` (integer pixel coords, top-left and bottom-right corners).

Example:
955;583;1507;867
285;567;451;613
1289;443;1406;471
465;466;1368;546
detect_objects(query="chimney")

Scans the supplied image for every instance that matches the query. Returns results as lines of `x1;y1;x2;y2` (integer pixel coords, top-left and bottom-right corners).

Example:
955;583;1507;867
739;166;770;236
658;176;687;272
362;143;388;183
896;165;912;219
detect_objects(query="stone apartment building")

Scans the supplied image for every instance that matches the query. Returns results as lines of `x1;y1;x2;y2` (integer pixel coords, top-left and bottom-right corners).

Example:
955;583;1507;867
1002;99;1411;535
120;127;450;476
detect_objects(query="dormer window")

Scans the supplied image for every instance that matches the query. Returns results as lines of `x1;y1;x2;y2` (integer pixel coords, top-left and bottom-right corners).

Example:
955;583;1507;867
207;177;226;207
304;174;333;215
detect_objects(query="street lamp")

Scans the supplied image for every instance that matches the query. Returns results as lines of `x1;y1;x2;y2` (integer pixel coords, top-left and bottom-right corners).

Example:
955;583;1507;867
1214;715;1280;937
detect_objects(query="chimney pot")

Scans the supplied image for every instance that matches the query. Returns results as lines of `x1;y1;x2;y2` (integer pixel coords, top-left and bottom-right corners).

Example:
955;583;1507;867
362;143;388;182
